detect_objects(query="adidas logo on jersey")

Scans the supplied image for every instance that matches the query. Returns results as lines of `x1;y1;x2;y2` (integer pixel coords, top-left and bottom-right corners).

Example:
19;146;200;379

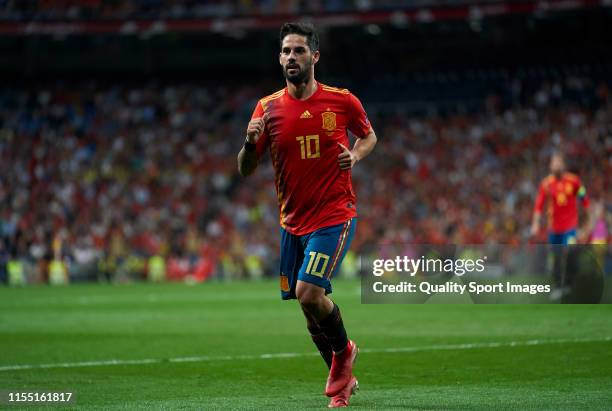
300;110;313;119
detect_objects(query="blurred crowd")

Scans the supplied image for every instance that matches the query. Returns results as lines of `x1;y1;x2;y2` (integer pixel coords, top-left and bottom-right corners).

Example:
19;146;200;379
0;0;505;21
365;76;610;245
0;74;609;284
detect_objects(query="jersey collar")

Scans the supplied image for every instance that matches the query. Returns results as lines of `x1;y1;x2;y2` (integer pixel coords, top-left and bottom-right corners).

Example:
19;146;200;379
285;81;322;102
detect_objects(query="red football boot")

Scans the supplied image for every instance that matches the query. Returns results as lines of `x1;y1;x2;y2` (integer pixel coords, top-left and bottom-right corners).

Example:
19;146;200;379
328;376;359;408
325;340;359;397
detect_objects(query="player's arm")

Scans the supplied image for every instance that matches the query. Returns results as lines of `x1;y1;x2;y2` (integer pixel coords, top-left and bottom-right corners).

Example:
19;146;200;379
577;182;592;240
338;129;377;170
339;92;377;170
530;181;546;236
530;212;542;237
237;113;268;177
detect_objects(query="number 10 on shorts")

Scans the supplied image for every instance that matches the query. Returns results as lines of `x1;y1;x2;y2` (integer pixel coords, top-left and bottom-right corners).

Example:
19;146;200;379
305;251;330;277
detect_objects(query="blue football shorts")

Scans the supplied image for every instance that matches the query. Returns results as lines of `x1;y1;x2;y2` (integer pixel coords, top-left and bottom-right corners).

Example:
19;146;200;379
548;228;577;245
278;218;356;300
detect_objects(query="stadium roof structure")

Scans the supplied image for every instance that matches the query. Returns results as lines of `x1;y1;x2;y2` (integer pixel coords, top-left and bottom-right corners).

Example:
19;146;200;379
0;0;607;36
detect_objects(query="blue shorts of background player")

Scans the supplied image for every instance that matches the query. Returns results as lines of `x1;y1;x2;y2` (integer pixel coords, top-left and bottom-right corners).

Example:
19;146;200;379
279;218;356;300
548;228;577;245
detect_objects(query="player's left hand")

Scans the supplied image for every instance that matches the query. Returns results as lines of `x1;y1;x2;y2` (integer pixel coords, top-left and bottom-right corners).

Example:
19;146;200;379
337;142;358;170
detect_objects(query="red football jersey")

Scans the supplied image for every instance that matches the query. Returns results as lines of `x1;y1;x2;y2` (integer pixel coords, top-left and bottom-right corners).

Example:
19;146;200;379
534;172;590;233
251;82;372;235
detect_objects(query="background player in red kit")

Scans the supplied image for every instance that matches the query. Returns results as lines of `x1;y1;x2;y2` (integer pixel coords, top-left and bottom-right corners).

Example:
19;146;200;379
237;22;377;407
531;151;590;244
531;151;590;299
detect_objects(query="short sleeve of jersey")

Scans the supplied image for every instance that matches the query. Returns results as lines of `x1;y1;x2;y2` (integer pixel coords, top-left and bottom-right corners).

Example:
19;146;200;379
250;100;270;158
346;93;371;138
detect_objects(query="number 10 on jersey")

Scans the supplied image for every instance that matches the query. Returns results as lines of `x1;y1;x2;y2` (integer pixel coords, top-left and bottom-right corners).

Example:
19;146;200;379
296;135;320;159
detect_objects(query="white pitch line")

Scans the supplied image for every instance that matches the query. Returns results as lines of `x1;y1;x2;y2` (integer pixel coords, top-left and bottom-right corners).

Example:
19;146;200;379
1;336;610;372
358;336;612;354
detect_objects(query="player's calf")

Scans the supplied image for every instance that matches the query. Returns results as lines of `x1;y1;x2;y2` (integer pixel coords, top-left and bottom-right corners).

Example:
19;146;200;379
318;304;357;397
306;320;333;369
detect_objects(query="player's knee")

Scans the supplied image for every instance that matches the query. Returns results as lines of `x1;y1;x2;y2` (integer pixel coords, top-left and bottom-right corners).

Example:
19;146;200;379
296;283;323;310
296;287;315;307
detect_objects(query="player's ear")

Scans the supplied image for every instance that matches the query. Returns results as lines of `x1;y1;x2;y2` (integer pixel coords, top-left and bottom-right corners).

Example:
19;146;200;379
312;50;320;65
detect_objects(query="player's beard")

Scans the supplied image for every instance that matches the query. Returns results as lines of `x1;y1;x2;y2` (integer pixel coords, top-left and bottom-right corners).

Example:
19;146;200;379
283;60;311;85
552;167;564;178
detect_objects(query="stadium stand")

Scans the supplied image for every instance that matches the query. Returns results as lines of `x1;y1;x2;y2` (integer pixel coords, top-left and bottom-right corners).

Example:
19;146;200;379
0;0;568;21
0;0;609;284
0;73;609;283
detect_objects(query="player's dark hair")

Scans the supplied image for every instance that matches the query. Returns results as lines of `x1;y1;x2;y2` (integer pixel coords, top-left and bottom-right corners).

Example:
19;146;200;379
280;22;319;53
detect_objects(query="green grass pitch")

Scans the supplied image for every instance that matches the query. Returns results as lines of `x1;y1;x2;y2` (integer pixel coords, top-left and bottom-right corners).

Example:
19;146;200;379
1;279;611;410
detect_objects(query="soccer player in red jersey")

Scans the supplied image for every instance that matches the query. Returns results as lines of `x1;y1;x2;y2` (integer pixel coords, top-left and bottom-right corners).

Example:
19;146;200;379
531;152;590;244
237;22;377;407
531;151;590;298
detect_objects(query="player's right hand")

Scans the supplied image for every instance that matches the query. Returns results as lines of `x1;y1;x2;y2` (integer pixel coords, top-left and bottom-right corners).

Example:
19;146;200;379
246;113;268;144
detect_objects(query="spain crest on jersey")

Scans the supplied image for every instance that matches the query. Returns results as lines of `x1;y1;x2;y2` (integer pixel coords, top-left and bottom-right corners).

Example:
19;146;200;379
280;274;290;292
322;111;336;131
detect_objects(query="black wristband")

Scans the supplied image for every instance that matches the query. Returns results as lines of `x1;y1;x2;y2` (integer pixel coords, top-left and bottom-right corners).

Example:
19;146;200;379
244;140;257;152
